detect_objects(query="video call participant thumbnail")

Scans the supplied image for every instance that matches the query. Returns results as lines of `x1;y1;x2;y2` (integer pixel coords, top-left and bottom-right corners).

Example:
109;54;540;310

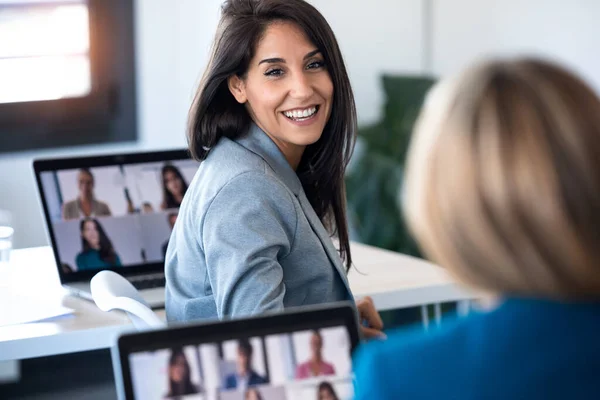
295;331;336;379
161;164;188;210
76;218;122;271
62;168;112;220
165;347;202;399
317;381;339;400
244;387;264;400
224;339;268;390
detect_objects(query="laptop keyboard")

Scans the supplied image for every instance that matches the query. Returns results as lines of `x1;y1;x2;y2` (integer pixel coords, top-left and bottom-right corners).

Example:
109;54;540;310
130;276;166;290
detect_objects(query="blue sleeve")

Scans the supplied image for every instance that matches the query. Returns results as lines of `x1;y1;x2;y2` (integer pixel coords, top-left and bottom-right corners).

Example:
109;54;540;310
224;375;236;389
202;171;297;319
114;253;122;267
353;340;397;400
353;319;469;400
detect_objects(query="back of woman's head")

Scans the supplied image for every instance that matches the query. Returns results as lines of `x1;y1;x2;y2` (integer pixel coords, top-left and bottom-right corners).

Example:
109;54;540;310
404;57;600;299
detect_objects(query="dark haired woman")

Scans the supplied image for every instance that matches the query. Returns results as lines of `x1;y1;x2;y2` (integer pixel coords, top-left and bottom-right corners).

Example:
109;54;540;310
75;218;122;270
165;0;382;338
164;348;200;398
161;164;189;210
245;387;264;400
317;381;339;400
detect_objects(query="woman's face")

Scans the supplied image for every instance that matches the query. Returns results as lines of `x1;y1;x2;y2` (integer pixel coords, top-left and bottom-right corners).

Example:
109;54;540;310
164;171;183;196
319;388;336;400
169;354;188;383
236;348;250;375
229;21;334;166
77;171;94;198
246;389;260;400
82;220;100;248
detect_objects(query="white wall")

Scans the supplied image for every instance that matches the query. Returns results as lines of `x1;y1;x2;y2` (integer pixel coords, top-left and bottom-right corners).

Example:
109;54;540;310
309;0;426;124
3;0;600;249
431;0;600;91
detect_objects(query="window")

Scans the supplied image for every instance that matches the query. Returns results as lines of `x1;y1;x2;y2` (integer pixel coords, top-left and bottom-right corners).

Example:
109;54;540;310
0;0;136;153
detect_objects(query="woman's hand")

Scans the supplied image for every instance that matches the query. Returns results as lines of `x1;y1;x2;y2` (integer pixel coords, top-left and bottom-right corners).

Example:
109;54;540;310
356;296;386;339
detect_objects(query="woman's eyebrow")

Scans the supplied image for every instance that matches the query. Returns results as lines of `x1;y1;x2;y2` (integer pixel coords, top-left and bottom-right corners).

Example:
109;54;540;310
258;49;321;65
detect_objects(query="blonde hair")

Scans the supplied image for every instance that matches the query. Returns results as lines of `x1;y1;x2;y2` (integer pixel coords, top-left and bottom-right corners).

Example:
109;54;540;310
404;58;600;299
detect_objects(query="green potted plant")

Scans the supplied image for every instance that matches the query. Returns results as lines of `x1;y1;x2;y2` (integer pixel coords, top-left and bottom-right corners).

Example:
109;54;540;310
346;75;436;257
346;75;437;328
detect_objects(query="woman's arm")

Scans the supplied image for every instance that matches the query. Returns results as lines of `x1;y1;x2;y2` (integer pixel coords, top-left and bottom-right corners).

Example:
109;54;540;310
202;171;298;319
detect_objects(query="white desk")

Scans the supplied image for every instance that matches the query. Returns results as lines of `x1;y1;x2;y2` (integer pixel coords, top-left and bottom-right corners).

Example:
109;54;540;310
0;243;473;362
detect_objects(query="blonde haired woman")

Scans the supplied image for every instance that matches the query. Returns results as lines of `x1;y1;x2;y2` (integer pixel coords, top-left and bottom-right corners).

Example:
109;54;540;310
353;58;600;399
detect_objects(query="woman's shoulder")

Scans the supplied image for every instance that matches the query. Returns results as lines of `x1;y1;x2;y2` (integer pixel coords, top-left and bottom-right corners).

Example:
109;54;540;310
204;135;272;176
323;361;335;371
353;316;474;398
192;137;288;198
63;199;77;207
62;199;77;213
76;249;93;259
75;250;95;267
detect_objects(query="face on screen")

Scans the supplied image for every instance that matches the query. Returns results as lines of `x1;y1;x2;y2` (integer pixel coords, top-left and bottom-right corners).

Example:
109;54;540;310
81;219;100;249
39;160;200;273
164;170;184;198
77;170;94;198
128;326;354;400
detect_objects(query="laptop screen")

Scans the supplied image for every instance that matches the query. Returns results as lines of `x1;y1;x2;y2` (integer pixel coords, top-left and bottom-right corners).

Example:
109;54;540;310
34;150;200;280
118;304;359;400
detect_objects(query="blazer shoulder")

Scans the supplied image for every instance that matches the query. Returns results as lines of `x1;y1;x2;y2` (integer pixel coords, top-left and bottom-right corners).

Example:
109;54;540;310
204;136;270;175
203;169;298;235
62;200;77;215
193;137;281;197
202;137;296;209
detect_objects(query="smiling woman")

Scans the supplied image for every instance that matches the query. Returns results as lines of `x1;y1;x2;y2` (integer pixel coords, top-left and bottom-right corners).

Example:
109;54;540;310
164;0;383;338
227;21;334;170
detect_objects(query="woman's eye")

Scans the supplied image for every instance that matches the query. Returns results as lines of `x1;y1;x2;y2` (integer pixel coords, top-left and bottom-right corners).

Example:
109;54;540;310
264;68;284;77
307;60;325;69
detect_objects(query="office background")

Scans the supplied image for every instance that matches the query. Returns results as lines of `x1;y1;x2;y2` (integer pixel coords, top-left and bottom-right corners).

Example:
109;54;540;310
2;0;599;251
1;1;599;398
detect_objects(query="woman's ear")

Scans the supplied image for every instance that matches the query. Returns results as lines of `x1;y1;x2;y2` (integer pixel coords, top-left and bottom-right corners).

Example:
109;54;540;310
228;75;248;104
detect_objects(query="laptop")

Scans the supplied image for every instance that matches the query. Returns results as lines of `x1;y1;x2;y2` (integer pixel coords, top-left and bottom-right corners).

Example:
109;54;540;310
33;149;200;308
113;302;361;400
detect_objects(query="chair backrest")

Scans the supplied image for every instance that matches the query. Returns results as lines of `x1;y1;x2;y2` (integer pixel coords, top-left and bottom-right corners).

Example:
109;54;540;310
90;270;166;330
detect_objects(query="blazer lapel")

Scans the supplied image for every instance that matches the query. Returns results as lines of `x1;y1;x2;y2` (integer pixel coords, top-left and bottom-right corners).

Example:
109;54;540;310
296;190;352;298
237;123;352;298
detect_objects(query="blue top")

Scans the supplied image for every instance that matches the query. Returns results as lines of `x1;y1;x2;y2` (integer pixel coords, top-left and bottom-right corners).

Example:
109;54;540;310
224;370;269;389
353;297;600;399
75;250;122;271
165;123;352;322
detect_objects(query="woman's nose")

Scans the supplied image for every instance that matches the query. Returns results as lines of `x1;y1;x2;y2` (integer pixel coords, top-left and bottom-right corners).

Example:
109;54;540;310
289;72;314;99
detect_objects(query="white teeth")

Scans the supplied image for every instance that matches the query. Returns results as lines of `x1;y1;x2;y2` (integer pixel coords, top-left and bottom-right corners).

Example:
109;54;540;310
284;107;317;120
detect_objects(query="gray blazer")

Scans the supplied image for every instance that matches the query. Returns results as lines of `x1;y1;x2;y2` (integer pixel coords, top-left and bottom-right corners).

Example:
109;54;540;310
165;123;352;322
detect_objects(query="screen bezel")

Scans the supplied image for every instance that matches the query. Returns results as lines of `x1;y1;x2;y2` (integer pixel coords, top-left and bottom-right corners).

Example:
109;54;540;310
33;148;191;284
116;302;361;400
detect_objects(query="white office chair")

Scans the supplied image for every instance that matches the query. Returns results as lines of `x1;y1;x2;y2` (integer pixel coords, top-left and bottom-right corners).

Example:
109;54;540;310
90;270;166;330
